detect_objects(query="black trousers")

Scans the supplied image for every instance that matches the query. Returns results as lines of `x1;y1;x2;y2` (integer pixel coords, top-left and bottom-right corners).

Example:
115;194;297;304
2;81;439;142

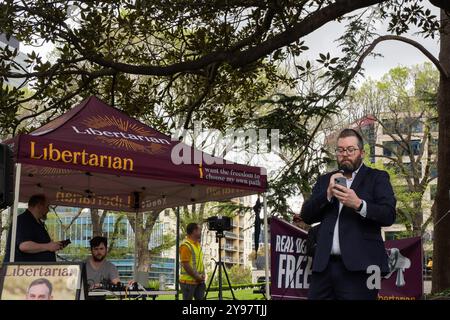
180;282;206;300
308;256;379;300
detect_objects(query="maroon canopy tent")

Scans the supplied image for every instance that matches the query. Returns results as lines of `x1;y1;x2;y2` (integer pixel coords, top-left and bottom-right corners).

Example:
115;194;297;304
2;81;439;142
3;96;271;298
8;96;267;211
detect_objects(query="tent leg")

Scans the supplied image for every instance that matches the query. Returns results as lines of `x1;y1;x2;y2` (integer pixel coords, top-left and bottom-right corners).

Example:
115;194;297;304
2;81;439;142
263;193;270;299
9;163;22;263
133;211;138;282
175;207;180;300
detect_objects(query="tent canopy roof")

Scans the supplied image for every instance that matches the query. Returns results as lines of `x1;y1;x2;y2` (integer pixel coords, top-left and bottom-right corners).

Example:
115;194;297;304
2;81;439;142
7;96;267;212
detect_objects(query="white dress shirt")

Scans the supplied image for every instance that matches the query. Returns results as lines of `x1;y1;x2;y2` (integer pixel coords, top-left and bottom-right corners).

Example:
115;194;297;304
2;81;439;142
329;163;367;256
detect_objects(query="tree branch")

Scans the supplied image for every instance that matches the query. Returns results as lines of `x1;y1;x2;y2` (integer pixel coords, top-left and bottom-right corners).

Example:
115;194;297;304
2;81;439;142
355;35;449;78
63;0;386;76
63;208;84;233
182;63;219;130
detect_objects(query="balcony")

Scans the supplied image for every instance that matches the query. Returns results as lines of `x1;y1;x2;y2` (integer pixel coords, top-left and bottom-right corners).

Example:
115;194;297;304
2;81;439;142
224;244;238;251
224;257;237;263
224;231;238;239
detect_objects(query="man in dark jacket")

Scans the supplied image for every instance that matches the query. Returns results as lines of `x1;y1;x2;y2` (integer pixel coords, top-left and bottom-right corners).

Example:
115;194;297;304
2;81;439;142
301;129;396;300
4;194;63;262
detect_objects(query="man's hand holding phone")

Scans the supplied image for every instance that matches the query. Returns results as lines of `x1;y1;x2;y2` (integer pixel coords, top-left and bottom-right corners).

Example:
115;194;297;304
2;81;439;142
330;177;362;210
327;172;345;200
59;239;71;248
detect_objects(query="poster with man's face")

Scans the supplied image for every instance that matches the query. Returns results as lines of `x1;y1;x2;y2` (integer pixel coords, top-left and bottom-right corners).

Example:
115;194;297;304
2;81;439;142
0;264;83;300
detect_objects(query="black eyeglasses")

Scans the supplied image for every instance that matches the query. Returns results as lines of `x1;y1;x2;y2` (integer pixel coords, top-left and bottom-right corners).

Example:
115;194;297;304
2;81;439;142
335;147;359;155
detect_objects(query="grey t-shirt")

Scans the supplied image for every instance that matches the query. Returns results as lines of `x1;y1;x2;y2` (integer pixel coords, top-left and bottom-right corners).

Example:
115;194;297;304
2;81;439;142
85;259;120;286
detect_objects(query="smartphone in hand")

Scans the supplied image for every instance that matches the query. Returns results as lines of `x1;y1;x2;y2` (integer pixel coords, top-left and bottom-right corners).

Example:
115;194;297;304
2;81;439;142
60;239;71;248
334;177;347;188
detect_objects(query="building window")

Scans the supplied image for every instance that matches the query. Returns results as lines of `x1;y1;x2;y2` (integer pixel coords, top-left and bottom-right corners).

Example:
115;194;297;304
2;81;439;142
403;162;422;176
383;141;399;157
430;184;437;201
410;120;423;133
384;140;422;157
410;140;421;156
383;118;423;135
430;138;438;154
430;162;437;179
430;118;438;132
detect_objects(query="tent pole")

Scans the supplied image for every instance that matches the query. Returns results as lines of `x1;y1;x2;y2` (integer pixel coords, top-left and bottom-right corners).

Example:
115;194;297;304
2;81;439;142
133;211;138;282
9;163;22;263
263;192;270;299
175;207;180;300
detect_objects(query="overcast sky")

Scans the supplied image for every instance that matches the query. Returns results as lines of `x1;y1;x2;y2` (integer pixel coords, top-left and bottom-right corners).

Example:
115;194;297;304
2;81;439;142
301;5;440;81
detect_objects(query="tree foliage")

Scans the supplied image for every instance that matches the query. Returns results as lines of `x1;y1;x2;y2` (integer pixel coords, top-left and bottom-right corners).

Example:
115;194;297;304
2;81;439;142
0;0;441;136
349;63;438;236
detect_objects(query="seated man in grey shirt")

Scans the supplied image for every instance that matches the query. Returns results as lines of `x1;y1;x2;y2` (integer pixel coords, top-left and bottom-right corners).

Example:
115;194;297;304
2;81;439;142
85;236;120;289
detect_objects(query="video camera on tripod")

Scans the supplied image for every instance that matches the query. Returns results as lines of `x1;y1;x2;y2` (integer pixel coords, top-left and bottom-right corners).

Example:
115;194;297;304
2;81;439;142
205;216;232;233
203;215;236;300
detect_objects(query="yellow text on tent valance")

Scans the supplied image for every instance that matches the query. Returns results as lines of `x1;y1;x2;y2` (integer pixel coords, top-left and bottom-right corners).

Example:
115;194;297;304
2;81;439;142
29;141;134;171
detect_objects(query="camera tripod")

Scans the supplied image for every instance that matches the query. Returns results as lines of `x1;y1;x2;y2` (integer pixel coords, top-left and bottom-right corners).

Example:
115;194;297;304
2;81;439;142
204;231;236;300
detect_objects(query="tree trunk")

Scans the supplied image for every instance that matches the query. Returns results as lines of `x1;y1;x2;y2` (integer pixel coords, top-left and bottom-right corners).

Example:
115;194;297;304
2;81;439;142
412;199;424;237
135;213;151;273
90;209;109;237
0;213;4;255
128;211;160;273
136;244;151;273
108;214;125;254
90;209;103;237
432;10;450;294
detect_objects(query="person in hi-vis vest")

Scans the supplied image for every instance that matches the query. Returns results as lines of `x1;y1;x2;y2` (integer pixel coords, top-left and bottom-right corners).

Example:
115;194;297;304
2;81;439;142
179;223;205;300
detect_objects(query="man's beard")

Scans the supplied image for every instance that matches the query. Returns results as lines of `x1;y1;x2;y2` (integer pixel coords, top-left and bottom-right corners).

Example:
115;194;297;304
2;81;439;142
93;255;106;262
338;157;363;174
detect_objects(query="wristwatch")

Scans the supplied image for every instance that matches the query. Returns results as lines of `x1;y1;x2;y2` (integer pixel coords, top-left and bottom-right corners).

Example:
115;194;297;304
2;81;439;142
357;200;364;211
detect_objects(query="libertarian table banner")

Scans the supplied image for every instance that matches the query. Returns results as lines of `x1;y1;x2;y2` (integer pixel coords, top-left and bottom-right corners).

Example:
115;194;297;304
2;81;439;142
270;217;423;300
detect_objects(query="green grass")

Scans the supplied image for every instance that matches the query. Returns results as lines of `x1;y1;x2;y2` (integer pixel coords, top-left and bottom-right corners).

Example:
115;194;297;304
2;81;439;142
156;288;266;300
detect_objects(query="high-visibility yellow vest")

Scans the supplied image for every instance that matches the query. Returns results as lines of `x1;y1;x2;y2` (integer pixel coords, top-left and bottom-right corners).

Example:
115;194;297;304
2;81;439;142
180;239;204;283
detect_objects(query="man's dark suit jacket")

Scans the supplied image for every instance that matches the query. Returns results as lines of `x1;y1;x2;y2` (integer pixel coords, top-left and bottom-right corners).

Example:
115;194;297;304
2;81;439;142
301;164;396;275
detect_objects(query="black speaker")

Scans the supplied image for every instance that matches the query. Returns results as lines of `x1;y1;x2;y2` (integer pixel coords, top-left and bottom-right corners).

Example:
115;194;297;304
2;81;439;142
0;143;14;209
